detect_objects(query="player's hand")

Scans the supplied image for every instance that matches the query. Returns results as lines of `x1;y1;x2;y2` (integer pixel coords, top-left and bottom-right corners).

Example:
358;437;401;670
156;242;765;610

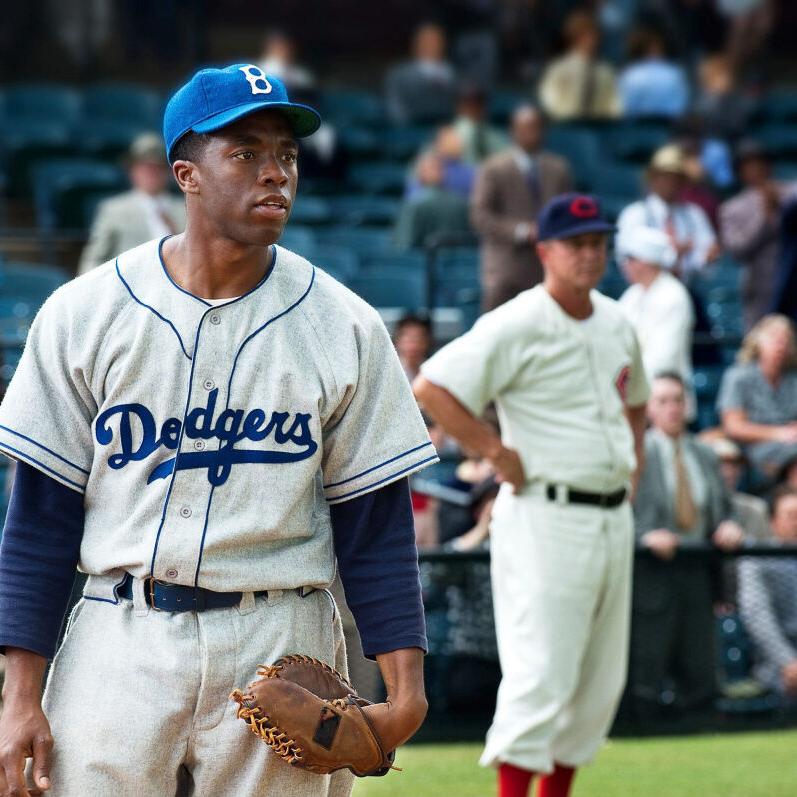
361;694;428;753
0;697;53;796
488;445;525;493
781;660;797;695
712;520;745;551
642;529;680;560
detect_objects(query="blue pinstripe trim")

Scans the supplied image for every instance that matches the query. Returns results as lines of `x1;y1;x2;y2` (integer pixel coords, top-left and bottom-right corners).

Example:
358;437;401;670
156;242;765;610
158;236;211;307
322;441;435;489
192;260;314;587
115;259;191;360
327;455;439;502
0;442;85;491
0;425;90;475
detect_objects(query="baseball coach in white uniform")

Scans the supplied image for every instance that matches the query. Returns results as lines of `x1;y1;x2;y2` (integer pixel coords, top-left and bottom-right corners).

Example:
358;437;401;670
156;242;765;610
414;194;649;797
0;65;437;797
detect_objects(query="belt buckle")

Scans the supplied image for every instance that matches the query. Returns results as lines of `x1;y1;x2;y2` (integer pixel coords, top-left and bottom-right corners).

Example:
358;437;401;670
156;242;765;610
144;577;160;611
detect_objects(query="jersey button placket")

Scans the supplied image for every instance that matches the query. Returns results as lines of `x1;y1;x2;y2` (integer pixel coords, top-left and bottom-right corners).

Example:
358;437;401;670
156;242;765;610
180;506;192;518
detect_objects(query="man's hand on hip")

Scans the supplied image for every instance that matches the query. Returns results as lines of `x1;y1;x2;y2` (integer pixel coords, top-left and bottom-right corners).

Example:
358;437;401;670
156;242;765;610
487;444;526;493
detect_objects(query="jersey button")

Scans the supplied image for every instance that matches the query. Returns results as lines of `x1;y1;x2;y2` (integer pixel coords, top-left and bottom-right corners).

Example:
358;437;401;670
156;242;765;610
203;379;215;391
193;439;206;451
165;568;178;579
179;506;192;518
210;313;221;325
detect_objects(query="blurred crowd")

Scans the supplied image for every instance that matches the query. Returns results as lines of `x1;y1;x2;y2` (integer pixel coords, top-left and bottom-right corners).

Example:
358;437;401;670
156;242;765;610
4;0;797;723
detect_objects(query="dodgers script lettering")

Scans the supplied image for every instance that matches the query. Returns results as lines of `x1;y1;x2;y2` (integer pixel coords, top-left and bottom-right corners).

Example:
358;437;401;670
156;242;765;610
95;389;317;486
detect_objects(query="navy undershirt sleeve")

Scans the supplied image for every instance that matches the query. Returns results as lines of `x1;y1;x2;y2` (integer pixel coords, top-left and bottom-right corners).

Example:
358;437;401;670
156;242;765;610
0;462;85;659
330;477;427;658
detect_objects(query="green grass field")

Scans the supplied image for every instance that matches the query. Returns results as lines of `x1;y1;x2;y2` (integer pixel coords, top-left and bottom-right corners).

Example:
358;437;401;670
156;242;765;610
353;731;797;797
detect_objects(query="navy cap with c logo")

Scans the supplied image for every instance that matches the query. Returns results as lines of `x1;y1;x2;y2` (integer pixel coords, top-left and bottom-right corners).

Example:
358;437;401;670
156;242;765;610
163;64;322;163
537;193;614;242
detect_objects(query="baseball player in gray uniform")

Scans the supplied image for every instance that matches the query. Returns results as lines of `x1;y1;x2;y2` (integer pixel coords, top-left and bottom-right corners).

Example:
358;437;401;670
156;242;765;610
0;65;437;796
414;195;649;797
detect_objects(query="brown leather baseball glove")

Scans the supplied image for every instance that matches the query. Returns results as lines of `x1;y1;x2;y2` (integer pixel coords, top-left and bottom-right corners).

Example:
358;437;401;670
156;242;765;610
230;654;397;777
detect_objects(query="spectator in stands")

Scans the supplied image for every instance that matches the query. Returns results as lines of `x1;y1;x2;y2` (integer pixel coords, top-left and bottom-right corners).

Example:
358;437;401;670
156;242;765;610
617;145;719;281
718;314;797;479
385;22;458;125
631;372;744;716
538;9;621;121
452;83;507;165
738;485;797;702
693;54;754;144
617;226;695;413
618;27;690;119
720;140;796;331
676;126;725;225
393;313;433;383
394;152;471;251
701;435;771;542
771;195;797;325
470;105;573;310
257;29;315;90
78;133;185;274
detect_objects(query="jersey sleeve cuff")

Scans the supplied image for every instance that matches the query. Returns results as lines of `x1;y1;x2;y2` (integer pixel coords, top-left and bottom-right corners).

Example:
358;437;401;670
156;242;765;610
0;426;89;493
323;442;439;504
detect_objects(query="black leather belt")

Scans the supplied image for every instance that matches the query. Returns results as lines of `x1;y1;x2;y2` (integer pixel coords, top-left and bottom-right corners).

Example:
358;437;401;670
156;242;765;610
116;574;314;613
545;484;627;508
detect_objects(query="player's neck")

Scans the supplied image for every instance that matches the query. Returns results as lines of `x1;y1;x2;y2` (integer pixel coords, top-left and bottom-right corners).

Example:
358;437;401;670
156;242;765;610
161;231;273;300
544;281;593;321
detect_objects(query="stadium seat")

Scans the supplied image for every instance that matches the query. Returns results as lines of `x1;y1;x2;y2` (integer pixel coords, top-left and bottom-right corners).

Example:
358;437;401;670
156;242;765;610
318;226;393;256
759;89;797;122
545;125;603;190
0;120;77;198
278;226;317;258
348;162;408;196
589;163;642;201
337;126;380;158
606;122;670;165
5;84;82;125
0;262;70;304
433;247;479;275
289;196;333;225
348;270;427;309
757;124;797;158
32;159;127;230
489;89;529;123
432;272;480;308
312;246;360;282
82;84;162;127
381;126;435;160
360;251;426;276
77;120;153;160
335;195;401;226
321;89;383;127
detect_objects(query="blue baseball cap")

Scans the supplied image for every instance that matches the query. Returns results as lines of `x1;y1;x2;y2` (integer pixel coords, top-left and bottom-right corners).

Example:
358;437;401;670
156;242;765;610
537;193;614;242
163;64;322;163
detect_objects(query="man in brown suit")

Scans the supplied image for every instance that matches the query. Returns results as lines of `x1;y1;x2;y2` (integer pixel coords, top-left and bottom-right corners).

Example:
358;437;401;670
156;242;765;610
470;105;573;310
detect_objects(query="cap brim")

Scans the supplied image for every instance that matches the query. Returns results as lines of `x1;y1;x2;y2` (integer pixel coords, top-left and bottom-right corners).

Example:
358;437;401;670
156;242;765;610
539;220;615;241
192;100;321;139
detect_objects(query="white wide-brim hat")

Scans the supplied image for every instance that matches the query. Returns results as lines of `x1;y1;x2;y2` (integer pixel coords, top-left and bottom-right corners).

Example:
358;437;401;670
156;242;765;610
616;225;677;269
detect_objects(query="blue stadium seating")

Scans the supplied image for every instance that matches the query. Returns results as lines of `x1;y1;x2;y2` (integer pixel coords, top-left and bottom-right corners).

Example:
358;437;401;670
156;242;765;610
32;159;127;230
759;89;797;122
381;126;435;160
606;122;670;165
545;126;603;190
5;84;82;125
0;262;69;304
360;251;426;275
348;270;427;309
312;246;360;282
348;162;408;196
337;126;380;157
289;196;333;225
757;123;797;158
82;84;162;127
321;90;383;127
278;226;317;258
589;163;642;201
319;226;393;256
335;195;401;226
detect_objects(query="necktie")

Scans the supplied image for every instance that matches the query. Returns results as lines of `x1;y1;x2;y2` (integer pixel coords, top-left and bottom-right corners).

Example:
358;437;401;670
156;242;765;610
580;59;598;117
674;439;698;530
526;161;541;209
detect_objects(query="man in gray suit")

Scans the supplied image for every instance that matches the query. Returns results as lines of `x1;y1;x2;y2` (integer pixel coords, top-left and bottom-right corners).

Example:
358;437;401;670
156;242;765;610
470;105;573;311
630;372;744;715
739;486;797;701
78;133;186;274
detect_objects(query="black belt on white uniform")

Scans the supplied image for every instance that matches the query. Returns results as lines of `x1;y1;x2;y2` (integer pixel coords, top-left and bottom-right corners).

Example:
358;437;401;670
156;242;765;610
116;573;316;613
545;484;627;508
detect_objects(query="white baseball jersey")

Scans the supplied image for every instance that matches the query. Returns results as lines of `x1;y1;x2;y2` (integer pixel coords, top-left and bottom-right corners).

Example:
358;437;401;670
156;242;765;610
0;238;437;599
421;284;649;493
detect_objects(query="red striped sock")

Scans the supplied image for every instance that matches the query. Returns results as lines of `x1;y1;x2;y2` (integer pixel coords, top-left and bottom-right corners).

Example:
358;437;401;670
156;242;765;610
536;764;576;797
498;763;535;797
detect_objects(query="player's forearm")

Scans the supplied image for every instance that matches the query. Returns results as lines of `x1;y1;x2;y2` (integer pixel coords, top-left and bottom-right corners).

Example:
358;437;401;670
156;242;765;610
375;647;427;719
1;647;48;706
412;376;502;459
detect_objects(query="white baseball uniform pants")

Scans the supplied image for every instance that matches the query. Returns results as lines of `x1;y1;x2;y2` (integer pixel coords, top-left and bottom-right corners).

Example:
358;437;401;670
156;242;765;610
480;490;633;774
39;580;354;797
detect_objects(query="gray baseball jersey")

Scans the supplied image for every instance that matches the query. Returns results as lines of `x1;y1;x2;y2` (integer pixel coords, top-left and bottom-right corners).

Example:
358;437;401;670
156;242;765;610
0;238;437;600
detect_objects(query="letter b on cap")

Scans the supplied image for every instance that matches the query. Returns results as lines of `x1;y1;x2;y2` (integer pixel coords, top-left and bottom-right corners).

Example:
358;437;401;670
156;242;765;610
239;65;272;95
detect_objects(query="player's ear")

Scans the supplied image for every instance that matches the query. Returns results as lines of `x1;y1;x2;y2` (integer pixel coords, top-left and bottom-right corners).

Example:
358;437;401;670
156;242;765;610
172;160;200;195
